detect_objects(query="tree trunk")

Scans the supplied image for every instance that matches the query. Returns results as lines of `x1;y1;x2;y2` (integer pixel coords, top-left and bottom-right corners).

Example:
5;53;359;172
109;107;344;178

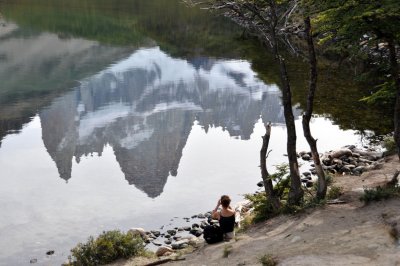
260;123;280;211
268;0;303;205
387;38;400;160
302;16;326;200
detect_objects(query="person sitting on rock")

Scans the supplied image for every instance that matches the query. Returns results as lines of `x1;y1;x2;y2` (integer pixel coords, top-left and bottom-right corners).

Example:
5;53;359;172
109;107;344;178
212;195;236;241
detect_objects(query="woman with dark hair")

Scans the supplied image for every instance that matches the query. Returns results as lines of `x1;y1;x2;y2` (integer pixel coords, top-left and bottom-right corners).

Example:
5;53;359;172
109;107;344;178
212;195;235;241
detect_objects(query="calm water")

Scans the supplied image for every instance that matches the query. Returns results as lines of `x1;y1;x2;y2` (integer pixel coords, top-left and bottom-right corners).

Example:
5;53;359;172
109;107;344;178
0;0;390;265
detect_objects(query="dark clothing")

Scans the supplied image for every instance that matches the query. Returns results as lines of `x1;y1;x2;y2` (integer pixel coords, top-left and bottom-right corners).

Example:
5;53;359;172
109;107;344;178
219;214;235;233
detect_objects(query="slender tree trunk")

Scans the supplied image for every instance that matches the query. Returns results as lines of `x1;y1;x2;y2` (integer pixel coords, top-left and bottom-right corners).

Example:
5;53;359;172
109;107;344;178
302;16;326;200
387;38;400;160
268;0;303;205
260;123;280;211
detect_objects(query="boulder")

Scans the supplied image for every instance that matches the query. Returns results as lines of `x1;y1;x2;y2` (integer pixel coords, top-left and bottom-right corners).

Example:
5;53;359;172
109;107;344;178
328;149;352;159
128;228;147;239
190;228;203;237
156;246;174;257
257;181;264;187
172;239;190;250
302;154;311;161
197;213;206;219
164;239;172;245
192;223;200;229
152;241;163;246
46;251;54;256
173;236;182;241
183;226;191;231
167;230;176;236
151;230;161;237
306;181;314;188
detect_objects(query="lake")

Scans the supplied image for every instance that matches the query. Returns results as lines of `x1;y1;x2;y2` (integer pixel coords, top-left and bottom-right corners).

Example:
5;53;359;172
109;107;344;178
0;0;392;265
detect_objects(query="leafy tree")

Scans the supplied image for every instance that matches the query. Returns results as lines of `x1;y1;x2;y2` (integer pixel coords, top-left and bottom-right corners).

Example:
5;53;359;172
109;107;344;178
306;0;400;159
185;0;304;205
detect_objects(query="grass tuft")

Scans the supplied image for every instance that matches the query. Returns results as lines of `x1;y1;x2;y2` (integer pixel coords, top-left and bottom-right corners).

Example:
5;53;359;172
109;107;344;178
259;253;278;266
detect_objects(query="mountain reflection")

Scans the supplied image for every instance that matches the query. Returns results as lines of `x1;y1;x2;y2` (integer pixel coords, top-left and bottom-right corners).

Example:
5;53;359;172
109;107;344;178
40;47;292;198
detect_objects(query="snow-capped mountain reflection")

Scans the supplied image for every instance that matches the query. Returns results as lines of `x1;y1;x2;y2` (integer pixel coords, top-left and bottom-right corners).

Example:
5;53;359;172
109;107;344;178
40;47;292;198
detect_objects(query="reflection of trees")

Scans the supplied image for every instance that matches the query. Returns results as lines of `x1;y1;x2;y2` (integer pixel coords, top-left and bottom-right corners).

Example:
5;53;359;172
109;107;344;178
39;48;287;197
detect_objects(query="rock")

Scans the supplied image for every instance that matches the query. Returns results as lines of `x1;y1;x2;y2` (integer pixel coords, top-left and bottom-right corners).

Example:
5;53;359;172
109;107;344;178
151;230;161;237
306;181;314;188
167;230;176;236
354;166;365;173
341;166;351;173
299;151;308;157
197;213;206;219
172;239;190;250
183;226;191;231
177;227;184;232
152;241;163;246
164;234;171;239
301;178;309;183
156;246;174;257
190;228;203;237
329;149;352;159
30;259;37;264
353;148;383;160
200;220;209;229
347;164;356;169
257;181;264;187
205;212;212;218
333;158;343;165
173;236;182;241
192;223;200;229
164;240;172;245
302;154;311;161
303;172;311;177
128;228;147;239
46;250;54;256
191;215;198;219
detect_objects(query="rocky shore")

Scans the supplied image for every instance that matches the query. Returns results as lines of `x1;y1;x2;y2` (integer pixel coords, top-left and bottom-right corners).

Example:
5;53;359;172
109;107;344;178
108;146;400;265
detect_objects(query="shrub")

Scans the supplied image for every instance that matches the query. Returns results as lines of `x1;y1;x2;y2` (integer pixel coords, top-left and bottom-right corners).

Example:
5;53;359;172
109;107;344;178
70;230;145;265
259;253;278;266
360;186;400;204
383;136;396;155
244;192;278;223
327;185;343;200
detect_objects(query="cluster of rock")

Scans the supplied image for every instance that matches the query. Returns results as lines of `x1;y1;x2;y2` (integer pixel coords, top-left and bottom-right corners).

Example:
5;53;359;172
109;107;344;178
299;145;384;181
128;212;216;257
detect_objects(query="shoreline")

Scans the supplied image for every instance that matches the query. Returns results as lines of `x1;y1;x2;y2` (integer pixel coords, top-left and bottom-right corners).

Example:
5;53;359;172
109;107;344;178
103;143;394;265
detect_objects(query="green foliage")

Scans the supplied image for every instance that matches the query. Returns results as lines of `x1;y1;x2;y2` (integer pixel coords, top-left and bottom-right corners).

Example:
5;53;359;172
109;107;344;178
259;254;278;266
383;136;397;155
360;186;400;204
70;230;145;265
244;192;277;223
360;81;396;106
327;185;343;200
